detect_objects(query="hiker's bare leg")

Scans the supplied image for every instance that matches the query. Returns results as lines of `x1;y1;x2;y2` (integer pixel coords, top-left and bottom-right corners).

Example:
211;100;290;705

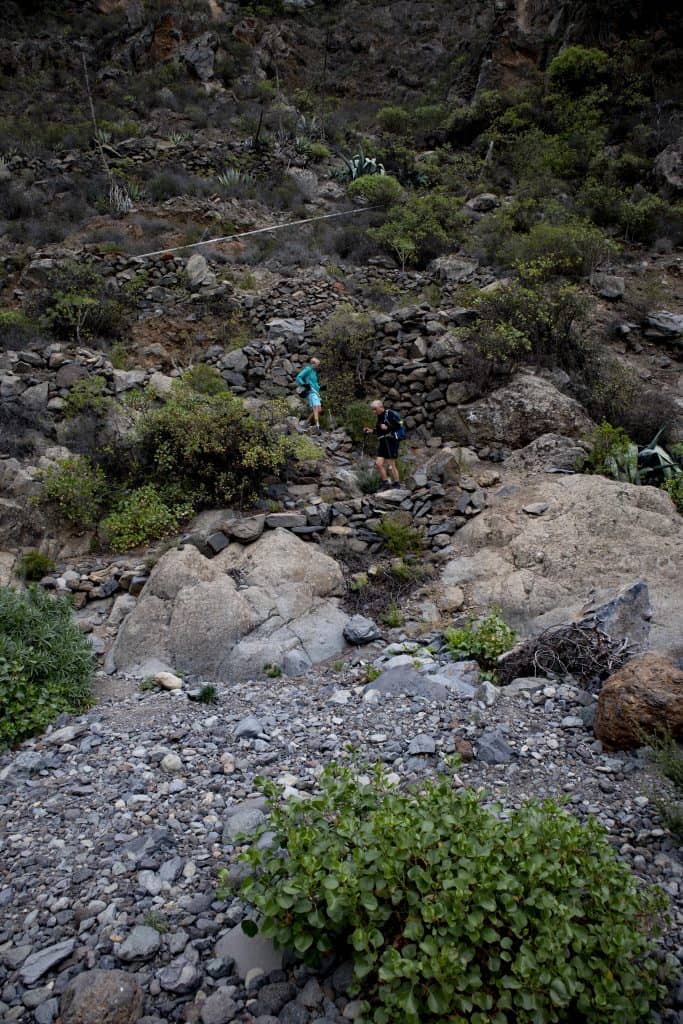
312;405;320;427
387;459;399;483
375;456;389;482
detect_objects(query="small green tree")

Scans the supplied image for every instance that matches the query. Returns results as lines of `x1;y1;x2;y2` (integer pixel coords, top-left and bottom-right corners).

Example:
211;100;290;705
369;194;465;268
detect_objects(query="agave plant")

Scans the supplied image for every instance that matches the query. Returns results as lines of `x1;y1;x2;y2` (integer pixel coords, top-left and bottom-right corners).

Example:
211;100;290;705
340;145;386;181
167;130;189;147
638;429;682;485
109;180;134;215
216;167;254;191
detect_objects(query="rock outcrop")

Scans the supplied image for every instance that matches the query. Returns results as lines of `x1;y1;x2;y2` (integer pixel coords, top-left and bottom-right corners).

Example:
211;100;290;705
110;529;348;680
436;372;595;447
441;467;683;659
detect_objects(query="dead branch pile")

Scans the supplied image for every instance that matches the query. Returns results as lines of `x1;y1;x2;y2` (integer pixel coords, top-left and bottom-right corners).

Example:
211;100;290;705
498;622;636;691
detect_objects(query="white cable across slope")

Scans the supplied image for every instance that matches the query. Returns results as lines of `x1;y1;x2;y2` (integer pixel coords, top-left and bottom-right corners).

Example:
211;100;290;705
131;206;379;261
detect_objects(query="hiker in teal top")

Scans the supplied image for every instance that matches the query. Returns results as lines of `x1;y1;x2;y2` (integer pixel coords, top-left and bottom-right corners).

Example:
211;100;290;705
295;357;322;433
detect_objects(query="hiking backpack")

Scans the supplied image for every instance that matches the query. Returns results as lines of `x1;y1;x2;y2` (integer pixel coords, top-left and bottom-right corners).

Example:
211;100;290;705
387;410;407;440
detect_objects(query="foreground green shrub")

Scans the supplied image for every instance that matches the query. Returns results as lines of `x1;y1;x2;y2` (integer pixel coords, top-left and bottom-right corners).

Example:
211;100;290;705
233;763;667;1024
100;485;194;551
444;608;516;672
37;456;108;528
0;586;94;749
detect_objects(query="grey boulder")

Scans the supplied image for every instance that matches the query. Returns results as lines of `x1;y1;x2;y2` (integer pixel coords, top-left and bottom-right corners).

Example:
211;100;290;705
343;615;382;645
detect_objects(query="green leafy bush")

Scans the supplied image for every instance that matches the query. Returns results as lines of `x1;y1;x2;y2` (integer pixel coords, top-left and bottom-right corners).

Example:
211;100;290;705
17;551;55;581
370;194;466;269
459;266;589;393
62;375;109;419
444;608;516;672
315;306;375;414
181;364;227;395
233;762;667;1024
27;260;128;342
375;513;424;556
0;585;94;749
355;466;383;494
649;731;683;841
547;46;610;95
134;381;313;508
662;476;683;513
581;422;638;482
377;105;412;135
99;485;193;551
504;219;618;278
345;401;376;446
37;456;108;528
347;174;403;208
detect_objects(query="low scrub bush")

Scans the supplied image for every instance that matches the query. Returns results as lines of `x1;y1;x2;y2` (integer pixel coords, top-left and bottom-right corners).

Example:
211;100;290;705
376;513;424;556
27;260;129;343
0;309;41;350
347;174;403;208
580;422;638;482
345;401;376;446
62;375;109;419
0;585;94;749
444;608;516;672
663;475;683;514
17;551;55;581
547;46;610;95
181;364;227;395
505;220;618;278
377;105;412;135
650;731;683;840
315;306;375;415
233;762;668;1024
37;456;108;528
459;266;589;393
100;485;193;551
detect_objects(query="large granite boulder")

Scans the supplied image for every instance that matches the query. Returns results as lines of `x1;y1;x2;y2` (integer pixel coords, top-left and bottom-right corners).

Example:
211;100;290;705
111;529;348;681
440;469;683;659
594;653;683;750
435;371;594;448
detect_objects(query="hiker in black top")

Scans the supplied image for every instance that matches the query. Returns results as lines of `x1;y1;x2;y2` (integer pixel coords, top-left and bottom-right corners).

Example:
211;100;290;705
363;399;402;489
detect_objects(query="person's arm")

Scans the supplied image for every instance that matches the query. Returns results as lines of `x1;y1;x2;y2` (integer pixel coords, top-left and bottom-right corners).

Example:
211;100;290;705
296;366;310;387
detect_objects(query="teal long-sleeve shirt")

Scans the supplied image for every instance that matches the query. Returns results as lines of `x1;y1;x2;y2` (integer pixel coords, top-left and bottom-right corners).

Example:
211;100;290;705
296;365;320;395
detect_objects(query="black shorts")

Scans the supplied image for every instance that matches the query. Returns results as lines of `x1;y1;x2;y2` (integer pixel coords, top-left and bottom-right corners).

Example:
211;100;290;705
377;435;399;459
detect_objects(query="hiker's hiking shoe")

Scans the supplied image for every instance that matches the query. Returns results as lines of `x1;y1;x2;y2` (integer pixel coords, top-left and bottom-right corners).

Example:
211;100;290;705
392;481;402;489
